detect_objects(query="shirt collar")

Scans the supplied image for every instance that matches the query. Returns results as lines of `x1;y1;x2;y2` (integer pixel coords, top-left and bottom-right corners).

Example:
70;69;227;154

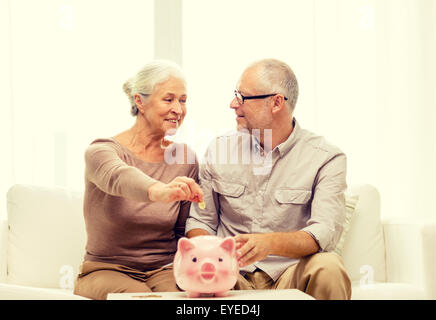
275;118;300;157
251;118;300;157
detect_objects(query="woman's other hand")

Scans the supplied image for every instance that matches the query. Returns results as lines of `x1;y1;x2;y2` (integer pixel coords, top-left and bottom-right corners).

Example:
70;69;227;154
148;176;204;203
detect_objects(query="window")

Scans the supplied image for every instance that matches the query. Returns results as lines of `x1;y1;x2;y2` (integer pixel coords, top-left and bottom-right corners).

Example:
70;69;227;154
7;0;154;193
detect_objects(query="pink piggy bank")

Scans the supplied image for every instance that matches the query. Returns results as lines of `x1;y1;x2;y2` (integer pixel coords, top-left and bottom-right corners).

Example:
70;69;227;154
174;235;239;298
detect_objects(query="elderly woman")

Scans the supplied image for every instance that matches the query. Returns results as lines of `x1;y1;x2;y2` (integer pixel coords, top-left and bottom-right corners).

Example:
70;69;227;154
73;60;203;300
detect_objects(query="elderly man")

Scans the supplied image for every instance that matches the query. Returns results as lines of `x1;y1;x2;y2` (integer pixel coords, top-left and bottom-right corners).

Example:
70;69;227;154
186;59;351;300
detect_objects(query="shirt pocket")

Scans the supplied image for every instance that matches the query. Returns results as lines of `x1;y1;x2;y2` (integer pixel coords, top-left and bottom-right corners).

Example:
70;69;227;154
274;189;312;205
272;189;312;231
211;179;245;198
211;180;248;220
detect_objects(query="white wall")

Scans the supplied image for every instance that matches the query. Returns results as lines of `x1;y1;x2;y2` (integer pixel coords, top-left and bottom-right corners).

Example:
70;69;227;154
181;0;436;220
182;0;317;154
0;0;13;221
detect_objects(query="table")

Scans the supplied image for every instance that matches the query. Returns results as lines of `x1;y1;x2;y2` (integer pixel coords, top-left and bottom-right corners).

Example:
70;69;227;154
107;289;315;300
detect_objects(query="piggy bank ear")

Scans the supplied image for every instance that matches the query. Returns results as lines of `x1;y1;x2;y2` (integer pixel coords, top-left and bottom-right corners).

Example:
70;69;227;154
178;237;195;255
220;237;235;255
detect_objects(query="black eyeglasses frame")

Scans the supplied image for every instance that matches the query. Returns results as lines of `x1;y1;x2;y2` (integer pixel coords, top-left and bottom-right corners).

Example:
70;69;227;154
234;90;288;105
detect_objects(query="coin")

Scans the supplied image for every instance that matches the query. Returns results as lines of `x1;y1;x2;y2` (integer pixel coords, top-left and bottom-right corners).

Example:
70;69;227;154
198;201;206;210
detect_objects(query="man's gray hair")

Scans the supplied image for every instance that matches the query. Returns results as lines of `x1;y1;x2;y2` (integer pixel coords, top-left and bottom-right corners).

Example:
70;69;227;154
251;58;299;111
123;60;186;116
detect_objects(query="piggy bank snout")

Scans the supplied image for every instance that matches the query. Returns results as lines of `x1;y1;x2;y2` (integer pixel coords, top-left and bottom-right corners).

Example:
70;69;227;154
200;261;216;282
201;261;216;273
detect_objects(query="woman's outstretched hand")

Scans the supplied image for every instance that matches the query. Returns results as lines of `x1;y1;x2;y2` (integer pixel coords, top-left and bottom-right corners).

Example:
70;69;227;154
148;176;204;203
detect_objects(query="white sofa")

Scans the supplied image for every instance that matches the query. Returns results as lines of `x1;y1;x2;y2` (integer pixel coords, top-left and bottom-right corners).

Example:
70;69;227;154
0;184;435;300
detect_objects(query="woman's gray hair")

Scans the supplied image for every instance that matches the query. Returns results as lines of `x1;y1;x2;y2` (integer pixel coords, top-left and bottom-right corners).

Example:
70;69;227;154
251;59;299;111
123;60;186;116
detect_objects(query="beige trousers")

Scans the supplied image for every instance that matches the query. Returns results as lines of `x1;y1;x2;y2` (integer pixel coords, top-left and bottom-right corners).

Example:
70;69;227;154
234;252;352;300
73;261;181;300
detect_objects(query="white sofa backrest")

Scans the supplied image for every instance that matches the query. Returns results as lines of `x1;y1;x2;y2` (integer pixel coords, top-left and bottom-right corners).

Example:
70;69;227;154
4;183;386;289
6;184;86;288
0;220;7;282
342;184;386;283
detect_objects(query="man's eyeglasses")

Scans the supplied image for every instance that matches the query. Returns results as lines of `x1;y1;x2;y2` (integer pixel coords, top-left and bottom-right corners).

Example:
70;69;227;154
234;90;288;105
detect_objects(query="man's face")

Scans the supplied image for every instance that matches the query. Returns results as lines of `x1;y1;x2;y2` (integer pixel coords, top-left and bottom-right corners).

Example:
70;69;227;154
230;66;273;132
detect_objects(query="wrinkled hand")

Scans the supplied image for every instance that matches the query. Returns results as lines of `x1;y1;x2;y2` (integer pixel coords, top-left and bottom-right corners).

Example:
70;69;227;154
234;233;273;268
148;176;204;203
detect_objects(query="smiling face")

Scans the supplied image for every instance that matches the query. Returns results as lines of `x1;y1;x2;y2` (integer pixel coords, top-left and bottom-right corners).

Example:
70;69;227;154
230;65;274;133
136;76;187;136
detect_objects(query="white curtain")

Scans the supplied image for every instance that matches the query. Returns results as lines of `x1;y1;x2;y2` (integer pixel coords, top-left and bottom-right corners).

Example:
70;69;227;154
1;0;435;221
1;0;14;220
0;0;155;219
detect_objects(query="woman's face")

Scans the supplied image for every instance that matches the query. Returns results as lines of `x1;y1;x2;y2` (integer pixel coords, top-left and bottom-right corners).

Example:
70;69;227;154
139;76;187;136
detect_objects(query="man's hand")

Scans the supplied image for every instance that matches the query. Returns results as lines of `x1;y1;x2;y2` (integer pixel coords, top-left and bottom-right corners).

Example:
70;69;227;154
234;231;320;267
234;233;274;267
148;176;204;203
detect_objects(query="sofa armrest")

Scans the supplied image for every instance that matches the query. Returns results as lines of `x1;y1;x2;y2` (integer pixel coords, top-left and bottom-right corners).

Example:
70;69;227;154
422;222;436;299
0;283;89;300
0;219;8;282
383;218;436;299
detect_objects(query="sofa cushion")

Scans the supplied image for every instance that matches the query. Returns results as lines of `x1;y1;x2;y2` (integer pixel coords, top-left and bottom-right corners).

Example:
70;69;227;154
334;194;359;256
341;185;386;283
6;184;86;288
351;282;427;300
0;283;88;300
